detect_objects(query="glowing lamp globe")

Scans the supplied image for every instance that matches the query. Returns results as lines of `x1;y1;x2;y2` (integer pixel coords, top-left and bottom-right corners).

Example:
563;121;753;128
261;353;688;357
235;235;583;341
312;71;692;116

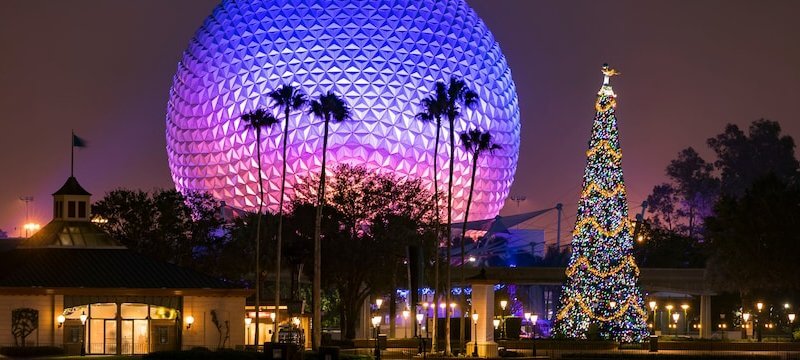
166;0;520;220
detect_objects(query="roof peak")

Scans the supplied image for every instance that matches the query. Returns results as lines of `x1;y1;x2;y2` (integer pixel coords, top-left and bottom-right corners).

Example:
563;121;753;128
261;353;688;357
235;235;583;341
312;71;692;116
53;176;91;196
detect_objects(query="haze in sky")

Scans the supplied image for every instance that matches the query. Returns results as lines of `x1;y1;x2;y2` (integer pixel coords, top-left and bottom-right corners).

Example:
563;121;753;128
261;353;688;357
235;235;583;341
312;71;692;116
1;0;798;246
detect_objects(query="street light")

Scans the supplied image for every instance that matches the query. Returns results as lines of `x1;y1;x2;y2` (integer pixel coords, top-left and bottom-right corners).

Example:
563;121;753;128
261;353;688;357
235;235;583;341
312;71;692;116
672;313;680;336
372;315;382;360
471;312;479;357
80;311;87;356
789;313;795;335
681;304;689;334
743;312;751;340
57;315;65;328
648;301;657;334
499;300;508;339
756;302;763;342
416;313;426;355
245;317;252;346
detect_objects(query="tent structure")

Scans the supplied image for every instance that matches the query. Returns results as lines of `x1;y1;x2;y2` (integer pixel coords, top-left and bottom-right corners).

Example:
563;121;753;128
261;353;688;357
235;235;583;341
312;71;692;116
448;206;560;266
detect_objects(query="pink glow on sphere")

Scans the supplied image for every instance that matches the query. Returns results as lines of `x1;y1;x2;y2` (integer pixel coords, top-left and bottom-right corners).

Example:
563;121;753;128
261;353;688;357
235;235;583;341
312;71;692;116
166;0;520;221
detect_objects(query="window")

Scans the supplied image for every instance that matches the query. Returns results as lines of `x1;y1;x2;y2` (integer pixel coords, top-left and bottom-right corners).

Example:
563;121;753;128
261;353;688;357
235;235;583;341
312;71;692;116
78;201;87;218
70;327;81;343
68;201;76;218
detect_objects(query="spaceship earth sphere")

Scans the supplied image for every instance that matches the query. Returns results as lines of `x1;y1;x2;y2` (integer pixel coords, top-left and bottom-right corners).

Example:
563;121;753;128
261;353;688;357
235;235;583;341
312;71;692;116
166;0;520;221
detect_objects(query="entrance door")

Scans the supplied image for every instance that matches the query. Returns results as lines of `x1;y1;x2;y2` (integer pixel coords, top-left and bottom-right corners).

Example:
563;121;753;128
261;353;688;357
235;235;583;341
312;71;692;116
121;319;150;354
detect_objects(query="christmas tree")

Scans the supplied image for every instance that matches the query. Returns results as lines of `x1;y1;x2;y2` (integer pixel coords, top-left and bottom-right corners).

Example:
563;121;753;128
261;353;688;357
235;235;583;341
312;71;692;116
553;64;648;342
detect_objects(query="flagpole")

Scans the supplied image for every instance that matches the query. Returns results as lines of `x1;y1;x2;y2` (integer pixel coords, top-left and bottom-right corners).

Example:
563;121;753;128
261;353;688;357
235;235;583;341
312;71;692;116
71;130;75;177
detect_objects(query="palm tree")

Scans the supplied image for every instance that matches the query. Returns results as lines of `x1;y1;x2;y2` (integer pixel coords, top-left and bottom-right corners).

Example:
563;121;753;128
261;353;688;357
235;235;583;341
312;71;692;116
268;84;308;341
308;91;351;350
241;108;280;349
442;77;478;355
415;81;447;350
458;128;501;352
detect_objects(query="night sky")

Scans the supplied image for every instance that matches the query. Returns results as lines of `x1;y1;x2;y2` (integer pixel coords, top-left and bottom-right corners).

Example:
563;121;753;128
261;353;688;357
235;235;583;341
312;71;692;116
1;0;798;245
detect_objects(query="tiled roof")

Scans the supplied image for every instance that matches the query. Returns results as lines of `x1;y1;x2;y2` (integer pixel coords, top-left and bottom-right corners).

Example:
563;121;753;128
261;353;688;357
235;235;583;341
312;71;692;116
0;248;238;290
52;176;91;196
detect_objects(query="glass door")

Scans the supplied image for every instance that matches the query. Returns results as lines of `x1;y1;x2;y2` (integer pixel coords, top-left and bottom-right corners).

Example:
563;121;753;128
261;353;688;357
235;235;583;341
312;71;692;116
105;319;117;354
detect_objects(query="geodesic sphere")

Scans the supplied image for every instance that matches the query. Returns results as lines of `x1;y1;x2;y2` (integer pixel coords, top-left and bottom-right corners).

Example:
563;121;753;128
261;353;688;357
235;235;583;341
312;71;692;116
166;0;520;221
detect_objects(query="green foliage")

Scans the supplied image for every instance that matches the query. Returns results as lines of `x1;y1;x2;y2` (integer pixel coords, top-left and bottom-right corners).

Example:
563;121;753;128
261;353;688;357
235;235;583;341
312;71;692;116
633;222;706;268
0;346;63;357
705;174;800;294
293;164;435;339
93;189;225;271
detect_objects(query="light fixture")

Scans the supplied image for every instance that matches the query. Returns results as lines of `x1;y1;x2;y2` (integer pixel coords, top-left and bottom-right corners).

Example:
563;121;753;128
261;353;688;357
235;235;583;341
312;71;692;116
80;311;88;325
472;312;479;324
789;313;796;323
500;300;508;311
57;315;66;328
292;317;301;327
416;313;424;324
371;315;381;328
756;302;763;312
270;312;276;322
785;303;790;310
450;303;456;311
648;301;657;311
492;319;500;329
402;310;410;321
524;312;531;322
609;301;617;309
743;313;751;322
672;313;680;323
185;315;194;330
681;304;689;311
439;302;446;309
376;298;383;309
531;314;538;324
468;255;476;262
245;317;252;326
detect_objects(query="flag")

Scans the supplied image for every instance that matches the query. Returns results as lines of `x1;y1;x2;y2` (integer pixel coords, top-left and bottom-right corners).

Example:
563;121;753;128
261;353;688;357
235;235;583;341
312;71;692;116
72;133;87;148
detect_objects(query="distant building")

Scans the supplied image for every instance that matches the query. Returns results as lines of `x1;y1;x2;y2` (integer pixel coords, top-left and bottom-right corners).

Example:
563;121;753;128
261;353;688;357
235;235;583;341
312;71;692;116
0;176;249;355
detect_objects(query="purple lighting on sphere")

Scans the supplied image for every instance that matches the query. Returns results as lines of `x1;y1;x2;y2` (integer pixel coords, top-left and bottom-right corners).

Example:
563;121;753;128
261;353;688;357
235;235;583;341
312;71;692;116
166;0;520;221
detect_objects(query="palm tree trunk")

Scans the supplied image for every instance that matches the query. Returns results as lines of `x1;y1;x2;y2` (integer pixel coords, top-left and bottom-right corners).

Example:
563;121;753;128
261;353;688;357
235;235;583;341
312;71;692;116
274;109;291;343
445;119;455;355
254;129;263;350
312;115;331;350
431;120;442;351
459;153;479;354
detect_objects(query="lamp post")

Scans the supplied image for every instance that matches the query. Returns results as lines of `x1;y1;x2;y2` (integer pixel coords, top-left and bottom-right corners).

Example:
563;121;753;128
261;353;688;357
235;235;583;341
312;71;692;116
471;312;479;357
743;312;750;340
756;302;763;342
80;311;87;356
524;312;538;357
245;317;253;347
681;304;689;335
789;313;795;335
499;300;508;339
492;319;500;341
416;313;426;356
372;315;382;360
672;313;680;336
648;301;657;334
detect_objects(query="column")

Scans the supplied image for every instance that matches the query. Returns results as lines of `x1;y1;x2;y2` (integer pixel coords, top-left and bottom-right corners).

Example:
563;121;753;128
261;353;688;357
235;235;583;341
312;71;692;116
469;282;498;357
700;295;711;339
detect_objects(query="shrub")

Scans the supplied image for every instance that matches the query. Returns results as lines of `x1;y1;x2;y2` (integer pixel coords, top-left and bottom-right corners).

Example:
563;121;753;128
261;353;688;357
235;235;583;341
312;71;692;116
0;346;64;357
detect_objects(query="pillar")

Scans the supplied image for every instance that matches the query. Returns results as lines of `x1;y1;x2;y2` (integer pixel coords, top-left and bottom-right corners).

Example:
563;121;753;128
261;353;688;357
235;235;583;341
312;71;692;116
700;294;711;339
467;282;498;357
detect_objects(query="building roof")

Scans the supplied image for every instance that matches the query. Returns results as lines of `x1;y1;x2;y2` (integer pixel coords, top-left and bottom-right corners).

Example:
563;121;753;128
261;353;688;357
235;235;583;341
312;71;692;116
21;220;123;248
0;247;239;290
52;176;91;196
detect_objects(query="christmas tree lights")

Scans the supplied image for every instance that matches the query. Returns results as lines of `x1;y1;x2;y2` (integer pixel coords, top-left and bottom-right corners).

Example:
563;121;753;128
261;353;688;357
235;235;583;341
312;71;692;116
553;64;649;342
